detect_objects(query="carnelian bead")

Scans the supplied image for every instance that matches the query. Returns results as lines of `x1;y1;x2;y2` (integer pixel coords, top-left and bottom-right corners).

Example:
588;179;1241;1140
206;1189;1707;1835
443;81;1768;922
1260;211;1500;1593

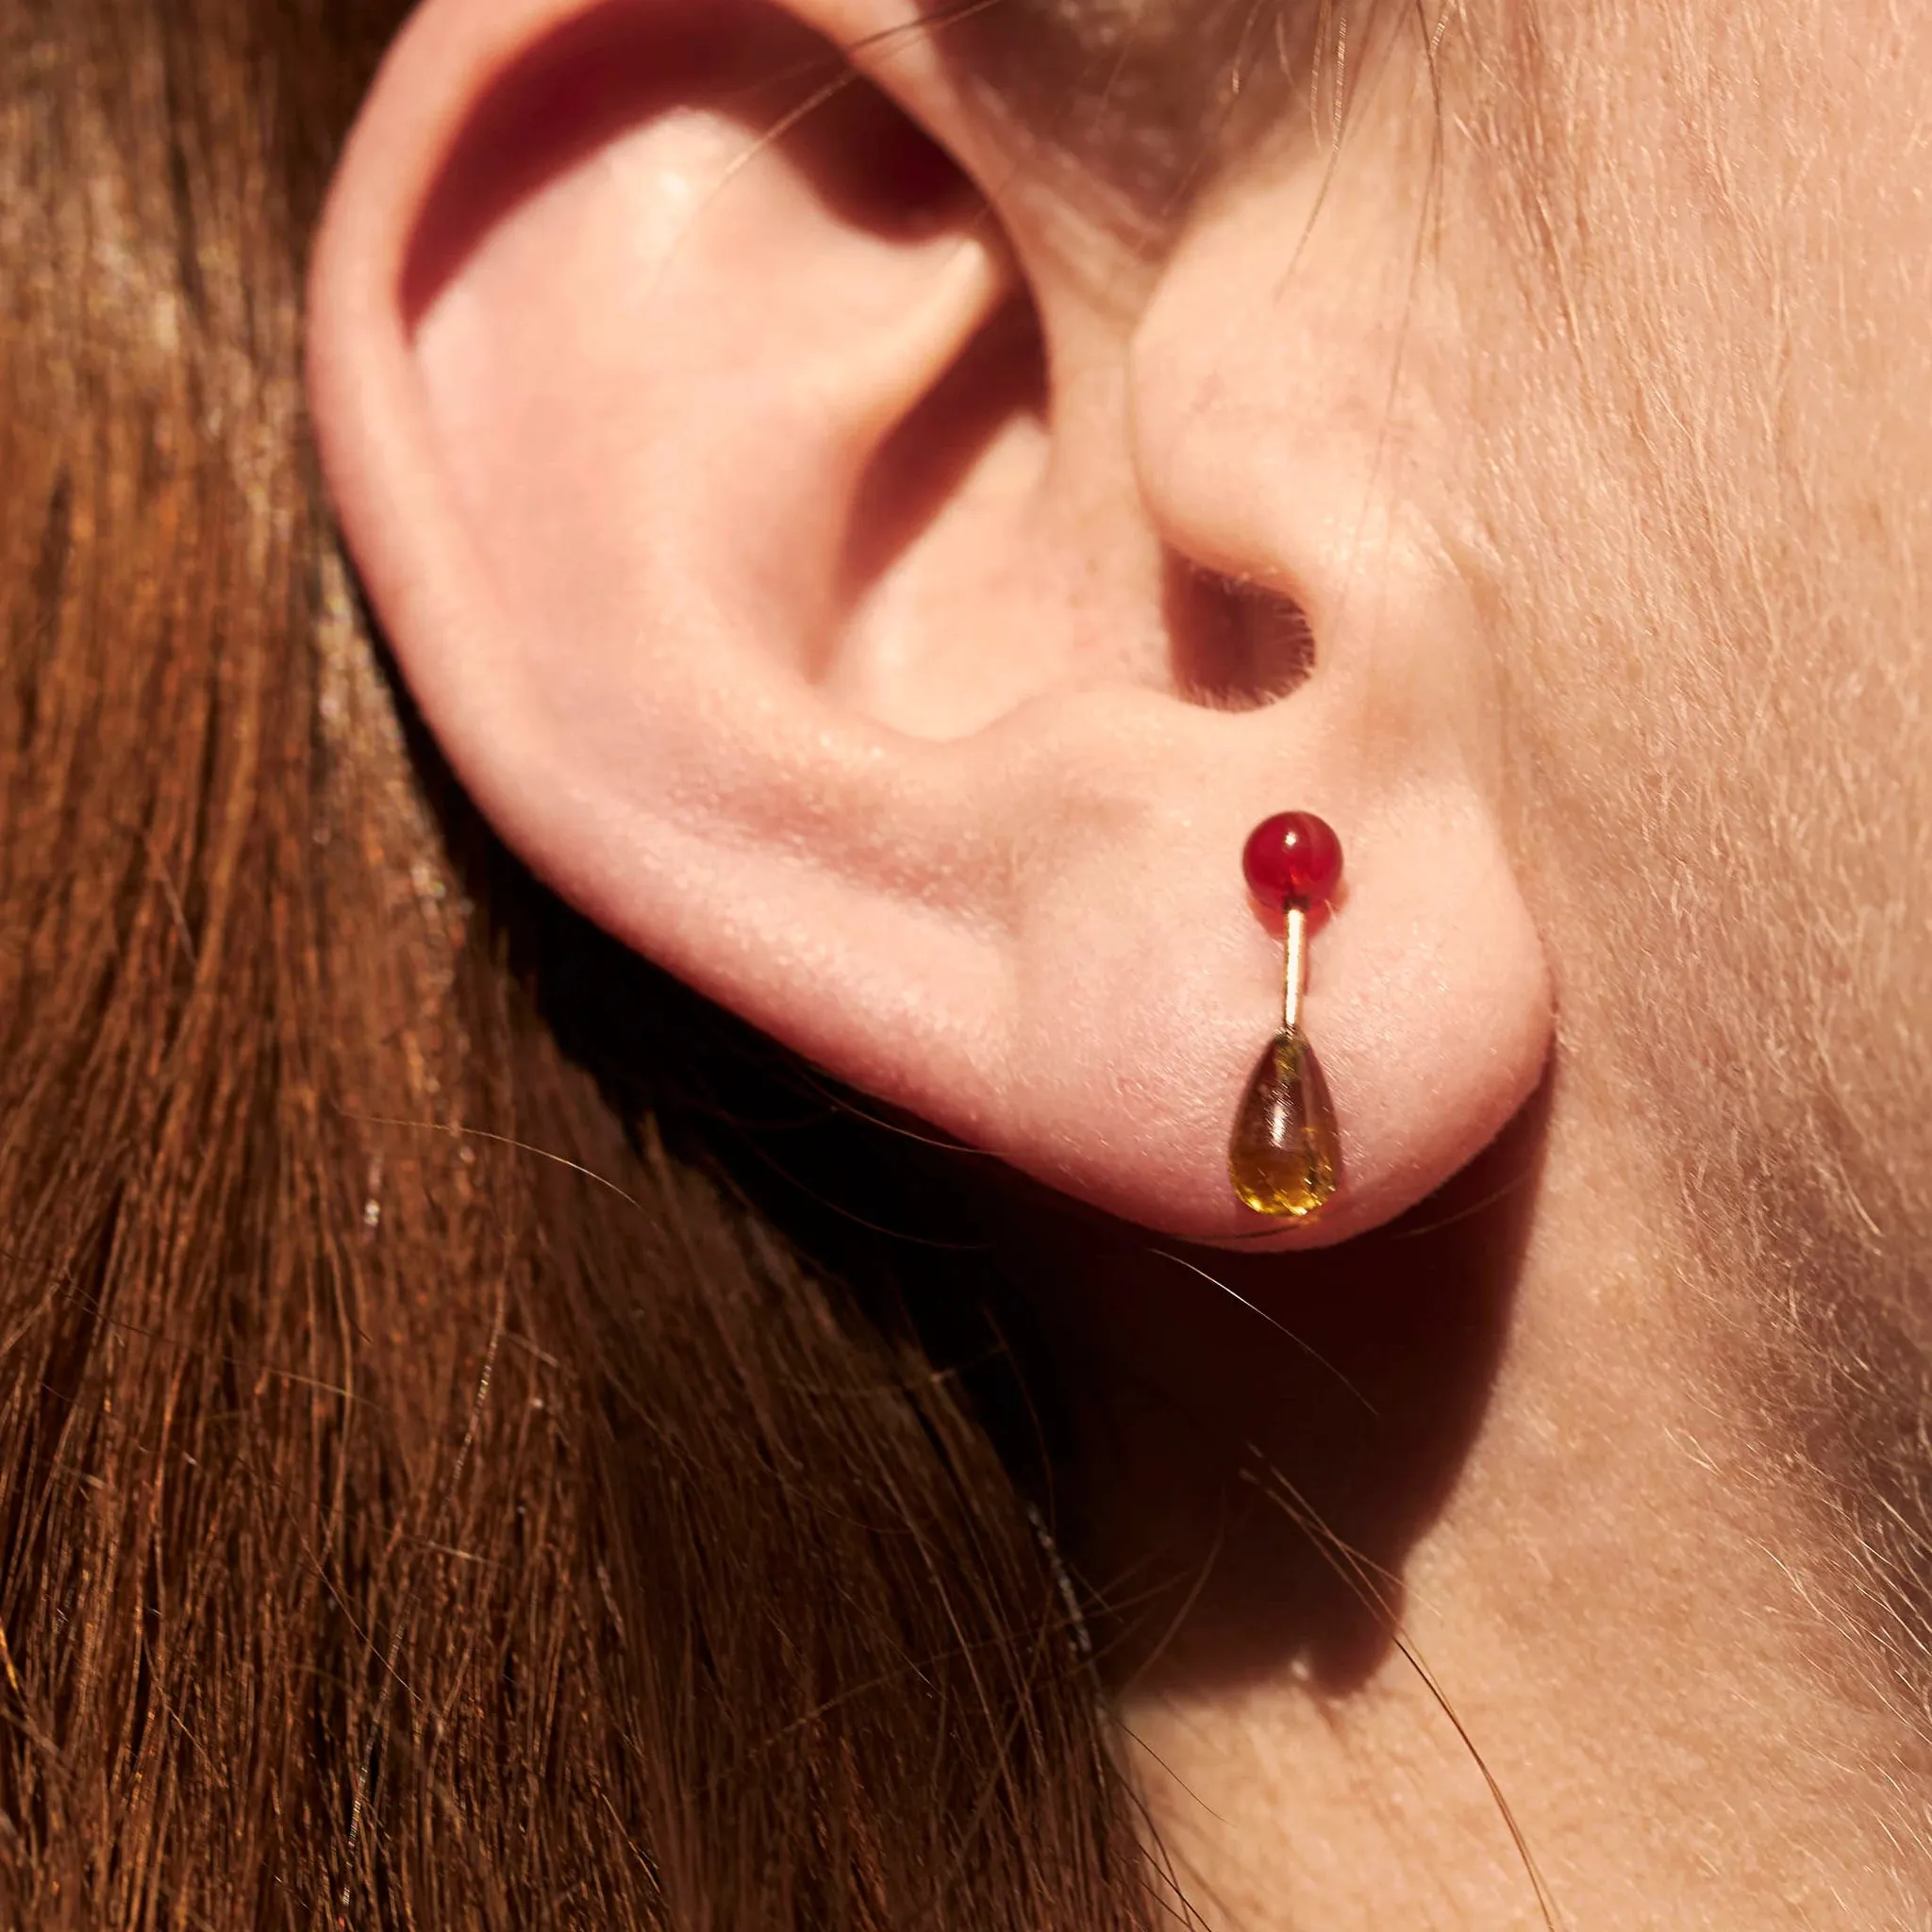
1241;810;1342;909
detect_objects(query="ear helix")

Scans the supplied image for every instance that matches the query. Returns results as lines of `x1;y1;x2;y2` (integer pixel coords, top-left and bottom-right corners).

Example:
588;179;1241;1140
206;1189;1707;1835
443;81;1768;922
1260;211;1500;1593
1228;811;1343;1220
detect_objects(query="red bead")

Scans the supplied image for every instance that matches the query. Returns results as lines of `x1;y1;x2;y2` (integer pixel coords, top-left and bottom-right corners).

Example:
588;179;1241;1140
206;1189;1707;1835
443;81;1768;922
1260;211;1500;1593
1242;811;1342;909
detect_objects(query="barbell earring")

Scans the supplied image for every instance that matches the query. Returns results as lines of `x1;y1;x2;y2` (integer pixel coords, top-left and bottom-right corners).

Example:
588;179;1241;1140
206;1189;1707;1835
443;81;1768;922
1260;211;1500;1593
1228;811;1343;1221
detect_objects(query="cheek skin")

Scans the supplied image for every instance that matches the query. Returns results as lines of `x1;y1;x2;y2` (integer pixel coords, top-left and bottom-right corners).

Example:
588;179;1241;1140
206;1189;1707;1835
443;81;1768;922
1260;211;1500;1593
1444;0;1932;1289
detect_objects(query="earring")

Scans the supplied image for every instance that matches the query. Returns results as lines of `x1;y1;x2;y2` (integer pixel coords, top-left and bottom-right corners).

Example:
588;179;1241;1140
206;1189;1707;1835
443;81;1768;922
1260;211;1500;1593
1228;811;1342;1220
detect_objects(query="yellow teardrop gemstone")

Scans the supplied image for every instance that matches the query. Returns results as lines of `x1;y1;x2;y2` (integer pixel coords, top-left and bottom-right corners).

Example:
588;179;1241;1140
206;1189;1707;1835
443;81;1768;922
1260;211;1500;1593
1227;1027;1340;1219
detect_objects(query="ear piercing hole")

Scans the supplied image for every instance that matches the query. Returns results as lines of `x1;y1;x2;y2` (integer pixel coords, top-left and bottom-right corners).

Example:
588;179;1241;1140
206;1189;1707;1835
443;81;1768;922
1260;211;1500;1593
1165;559;1317;713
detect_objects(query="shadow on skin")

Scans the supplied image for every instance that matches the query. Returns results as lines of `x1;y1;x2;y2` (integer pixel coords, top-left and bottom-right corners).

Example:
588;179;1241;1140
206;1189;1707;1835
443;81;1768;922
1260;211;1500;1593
607;961;1548;1699
995;1075;1548;1695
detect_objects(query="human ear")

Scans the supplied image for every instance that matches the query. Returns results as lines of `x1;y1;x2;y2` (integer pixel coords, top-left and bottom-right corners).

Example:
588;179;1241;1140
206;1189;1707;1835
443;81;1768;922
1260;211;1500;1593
306;0;1551;1246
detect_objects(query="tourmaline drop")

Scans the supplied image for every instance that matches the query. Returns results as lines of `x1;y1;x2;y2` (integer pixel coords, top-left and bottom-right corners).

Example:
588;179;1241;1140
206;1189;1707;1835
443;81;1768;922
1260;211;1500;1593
1227;1026;1340;1218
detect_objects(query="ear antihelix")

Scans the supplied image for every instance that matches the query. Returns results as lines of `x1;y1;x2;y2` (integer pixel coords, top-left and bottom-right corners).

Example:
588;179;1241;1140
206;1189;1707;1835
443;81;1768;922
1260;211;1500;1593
824;228;1016;446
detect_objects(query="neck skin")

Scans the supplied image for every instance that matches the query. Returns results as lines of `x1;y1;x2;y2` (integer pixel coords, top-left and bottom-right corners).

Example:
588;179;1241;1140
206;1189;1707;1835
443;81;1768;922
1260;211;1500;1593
997;1074;1932;1929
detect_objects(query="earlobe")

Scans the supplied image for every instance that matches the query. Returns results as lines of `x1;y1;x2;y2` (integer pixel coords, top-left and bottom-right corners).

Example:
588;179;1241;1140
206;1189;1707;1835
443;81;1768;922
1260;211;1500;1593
308;0;1551;1251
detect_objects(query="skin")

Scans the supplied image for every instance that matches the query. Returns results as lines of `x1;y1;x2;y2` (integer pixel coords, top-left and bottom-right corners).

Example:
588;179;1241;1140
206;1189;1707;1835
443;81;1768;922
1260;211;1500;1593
1020;4;1932;1924
308;0;1932;1920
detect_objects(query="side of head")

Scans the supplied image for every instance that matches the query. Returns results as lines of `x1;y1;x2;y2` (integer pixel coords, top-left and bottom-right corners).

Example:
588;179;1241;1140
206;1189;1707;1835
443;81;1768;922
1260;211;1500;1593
304;0;1932;1912
0;0;1927;1922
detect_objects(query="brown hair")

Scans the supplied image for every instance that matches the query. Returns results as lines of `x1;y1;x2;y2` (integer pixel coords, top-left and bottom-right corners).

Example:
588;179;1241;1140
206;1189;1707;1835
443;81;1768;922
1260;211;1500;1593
0;0;1165;1921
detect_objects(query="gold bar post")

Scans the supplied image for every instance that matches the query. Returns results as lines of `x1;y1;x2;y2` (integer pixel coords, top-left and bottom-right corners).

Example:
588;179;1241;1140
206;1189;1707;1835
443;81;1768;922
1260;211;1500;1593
1282;902;1308;1034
